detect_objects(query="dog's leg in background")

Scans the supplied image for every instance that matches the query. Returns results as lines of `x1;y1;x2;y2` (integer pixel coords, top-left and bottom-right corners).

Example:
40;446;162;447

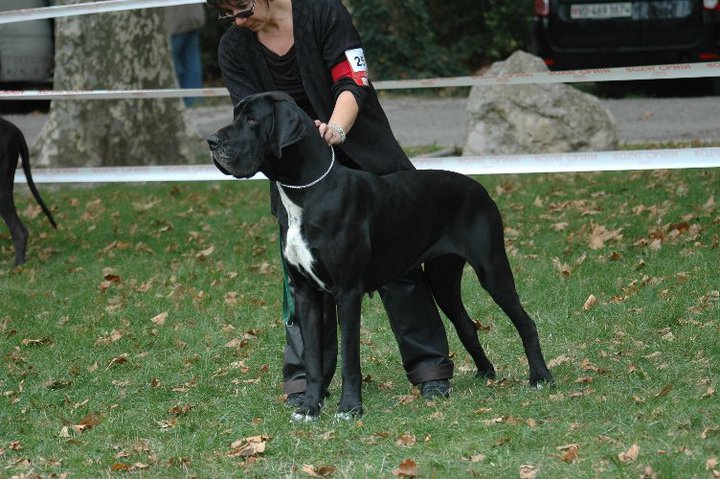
321;292;338;393
424;255;497;379
335;293;364;418
0;179;28;266
0;122;29;266
0;117;57;266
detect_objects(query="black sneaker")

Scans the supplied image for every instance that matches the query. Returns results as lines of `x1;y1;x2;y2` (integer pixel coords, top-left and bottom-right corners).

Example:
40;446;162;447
420;379;451;399
285;392;305;407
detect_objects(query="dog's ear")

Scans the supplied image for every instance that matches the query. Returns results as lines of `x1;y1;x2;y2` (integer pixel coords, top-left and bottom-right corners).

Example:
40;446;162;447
267;92;308;157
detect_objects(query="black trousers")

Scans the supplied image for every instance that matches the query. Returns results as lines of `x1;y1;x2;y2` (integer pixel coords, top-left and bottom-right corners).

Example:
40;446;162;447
282;261;454;395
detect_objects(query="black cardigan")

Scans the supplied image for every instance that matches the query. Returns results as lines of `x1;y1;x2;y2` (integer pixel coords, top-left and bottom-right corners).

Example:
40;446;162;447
216;0;413;176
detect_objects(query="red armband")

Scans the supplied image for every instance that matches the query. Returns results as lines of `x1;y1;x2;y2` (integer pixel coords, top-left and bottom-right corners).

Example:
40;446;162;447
330;48;369;87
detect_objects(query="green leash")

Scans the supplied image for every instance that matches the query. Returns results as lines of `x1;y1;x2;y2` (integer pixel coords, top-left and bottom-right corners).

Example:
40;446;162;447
280;232;296;326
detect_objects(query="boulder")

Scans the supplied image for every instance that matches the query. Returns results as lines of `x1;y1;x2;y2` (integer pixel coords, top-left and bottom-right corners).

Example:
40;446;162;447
463;51;617;156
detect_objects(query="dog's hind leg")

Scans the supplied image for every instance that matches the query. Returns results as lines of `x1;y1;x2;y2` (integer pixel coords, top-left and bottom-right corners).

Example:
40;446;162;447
470;247;553;387
0;142;29;266
0;189;28;266
425;255;496;379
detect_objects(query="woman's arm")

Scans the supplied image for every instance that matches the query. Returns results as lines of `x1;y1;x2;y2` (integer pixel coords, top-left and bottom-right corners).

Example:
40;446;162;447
316;90;358;145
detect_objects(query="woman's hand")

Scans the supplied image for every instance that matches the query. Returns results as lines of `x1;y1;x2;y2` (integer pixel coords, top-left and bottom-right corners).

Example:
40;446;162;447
315;120;346;146
315;91;358;146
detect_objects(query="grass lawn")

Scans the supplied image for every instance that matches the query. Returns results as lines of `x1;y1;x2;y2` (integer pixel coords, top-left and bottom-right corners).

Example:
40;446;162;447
1;167;718;478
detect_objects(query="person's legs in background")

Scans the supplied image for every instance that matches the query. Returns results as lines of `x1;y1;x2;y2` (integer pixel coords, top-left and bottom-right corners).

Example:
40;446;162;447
170;30;203;107
380;267;454;398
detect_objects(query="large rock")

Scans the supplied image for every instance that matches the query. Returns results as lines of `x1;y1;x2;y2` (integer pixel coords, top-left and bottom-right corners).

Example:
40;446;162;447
463;51;617;155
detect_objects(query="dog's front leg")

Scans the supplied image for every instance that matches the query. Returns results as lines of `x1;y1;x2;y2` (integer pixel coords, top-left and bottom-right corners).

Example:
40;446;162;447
292;278;326;421
336;293;364;418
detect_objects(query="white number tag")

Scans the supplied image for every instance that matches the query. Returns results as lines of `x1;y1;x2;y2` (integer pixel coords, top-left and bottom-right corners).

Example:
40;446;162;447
344;48;368;73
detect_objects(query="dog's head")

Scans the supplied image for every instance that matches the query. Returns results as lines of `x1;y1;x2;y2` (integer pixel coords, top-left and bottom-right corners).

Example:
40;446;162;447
207;91;309;178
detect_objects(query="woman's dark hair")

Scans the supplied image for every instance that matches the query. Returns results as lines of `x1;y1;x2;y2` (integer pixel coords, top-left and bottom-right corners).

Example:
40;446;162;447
205;0;270;9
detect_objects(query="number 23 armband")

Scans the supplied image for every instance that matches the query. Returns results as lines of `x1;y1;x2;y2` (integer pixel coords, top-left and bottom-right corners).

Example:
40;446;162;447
330;47;369;87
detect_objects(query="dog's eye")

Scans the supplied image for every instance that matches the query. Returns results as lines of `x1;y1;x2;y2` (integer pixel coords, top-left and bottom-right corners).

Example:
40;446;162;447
246;115;257;126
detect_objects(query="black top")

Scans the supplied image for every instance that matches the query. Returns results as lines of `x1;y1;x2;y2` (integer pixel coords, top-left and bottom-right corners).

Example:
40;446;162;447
260;44;317;119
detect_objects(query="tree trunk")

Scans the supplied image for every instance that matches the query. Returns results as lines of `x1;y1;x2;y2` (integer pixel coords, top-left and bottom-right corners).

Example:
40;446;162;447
33;0;205;167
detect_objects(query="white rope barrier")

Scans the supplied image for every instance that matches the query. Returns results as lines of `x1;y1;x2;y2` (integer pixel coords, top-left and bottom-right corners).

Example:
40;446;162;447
14;148;720;184
2;61;719;100
0;0;202;25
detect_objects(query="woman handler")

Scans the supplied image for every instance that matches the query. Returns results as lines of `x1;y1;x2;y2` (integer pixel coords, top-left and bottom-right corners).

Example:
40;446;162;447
206;0;454;404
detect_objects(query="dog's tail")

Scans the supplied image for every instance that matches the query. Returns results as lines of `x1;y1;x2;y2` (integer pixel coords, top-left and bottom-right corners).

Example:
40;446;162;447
18;131;57;229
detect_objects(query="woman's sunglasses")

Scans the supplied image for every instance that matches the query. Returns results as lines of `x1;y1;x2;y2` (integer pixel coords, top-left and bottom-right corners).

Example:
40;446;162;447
217;0;257;22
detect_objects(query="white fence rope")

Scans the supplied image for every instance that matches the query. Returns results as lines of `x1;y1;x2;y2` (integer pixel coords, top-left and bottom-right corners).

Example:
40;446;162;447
2;61;720;100
0;0;201;25
15;148;720;184
3;0;719;183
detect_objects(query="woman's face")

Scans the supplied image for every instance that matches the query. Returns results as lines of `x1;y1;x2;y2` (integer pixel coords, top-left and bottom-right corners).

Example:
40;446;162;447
217;0;267;30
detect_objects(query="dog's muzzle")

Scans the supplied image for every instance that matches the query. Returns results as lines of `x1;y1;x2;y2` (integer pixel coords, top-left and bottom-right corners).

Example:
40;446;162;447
207;134;233;176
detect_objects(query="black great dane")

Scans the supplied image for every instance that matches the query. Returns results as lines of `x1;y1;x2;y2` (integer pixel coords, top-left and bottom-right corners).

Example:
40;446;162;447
208;92;553;420
0;117;57;266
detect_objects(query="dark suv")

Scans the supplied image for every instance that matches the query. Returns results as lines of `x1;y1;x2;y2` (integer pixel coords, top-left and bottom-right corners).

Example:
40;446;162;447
533;0;720;70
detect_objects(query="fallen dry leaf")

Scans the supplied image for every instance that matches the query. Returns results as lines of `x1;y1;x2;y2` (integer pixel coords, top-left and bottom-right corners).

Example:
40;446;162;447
106;354;128;370
589;224;623;250
150;312;168;326
519;464;537;479
702;195;716;213
556;443;579;463
547;354;572;368
394;394;417;405
111;463;130;472
583;294;598;311
228;435;270;458
156;418;178;429
396;433;417;447
552;257;572;277
392;459;418;478
655;384;673;398
618;443;640;463
96;329;123;346
301;464;336;477
195;245;215;260
225;291;240;305
21;337;52;347
225;338;250;349
168;404;193;416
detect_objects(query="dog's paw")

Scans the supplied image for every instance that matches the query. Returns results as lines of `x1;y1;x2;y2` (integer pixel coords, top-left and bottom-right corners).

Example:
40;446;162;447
475;369;497;380
291;412;319;423
291;404;320;422
335;404;363;420
529;374;555;389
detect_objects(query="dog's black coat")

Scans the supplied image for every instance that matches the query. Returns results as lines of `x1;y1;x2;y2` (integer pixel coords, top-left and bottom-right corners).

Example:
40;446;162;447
208;92;553;419
0;117;57;266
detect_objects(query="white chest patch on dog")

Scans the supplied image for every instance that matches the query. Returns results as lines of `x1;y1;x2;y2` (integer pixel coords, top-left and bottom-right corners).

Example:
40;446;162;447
278;187;327;290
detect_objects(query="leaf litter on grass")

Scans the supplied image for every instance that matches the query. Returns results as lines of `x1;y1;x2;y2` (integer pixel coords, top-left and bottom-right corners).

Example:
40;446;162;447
1;172;718;478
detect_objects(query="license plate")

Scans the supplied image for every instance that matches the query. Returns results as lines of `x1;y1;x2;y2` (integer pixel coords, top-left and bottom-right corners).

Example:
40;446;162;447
570;2;633;19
